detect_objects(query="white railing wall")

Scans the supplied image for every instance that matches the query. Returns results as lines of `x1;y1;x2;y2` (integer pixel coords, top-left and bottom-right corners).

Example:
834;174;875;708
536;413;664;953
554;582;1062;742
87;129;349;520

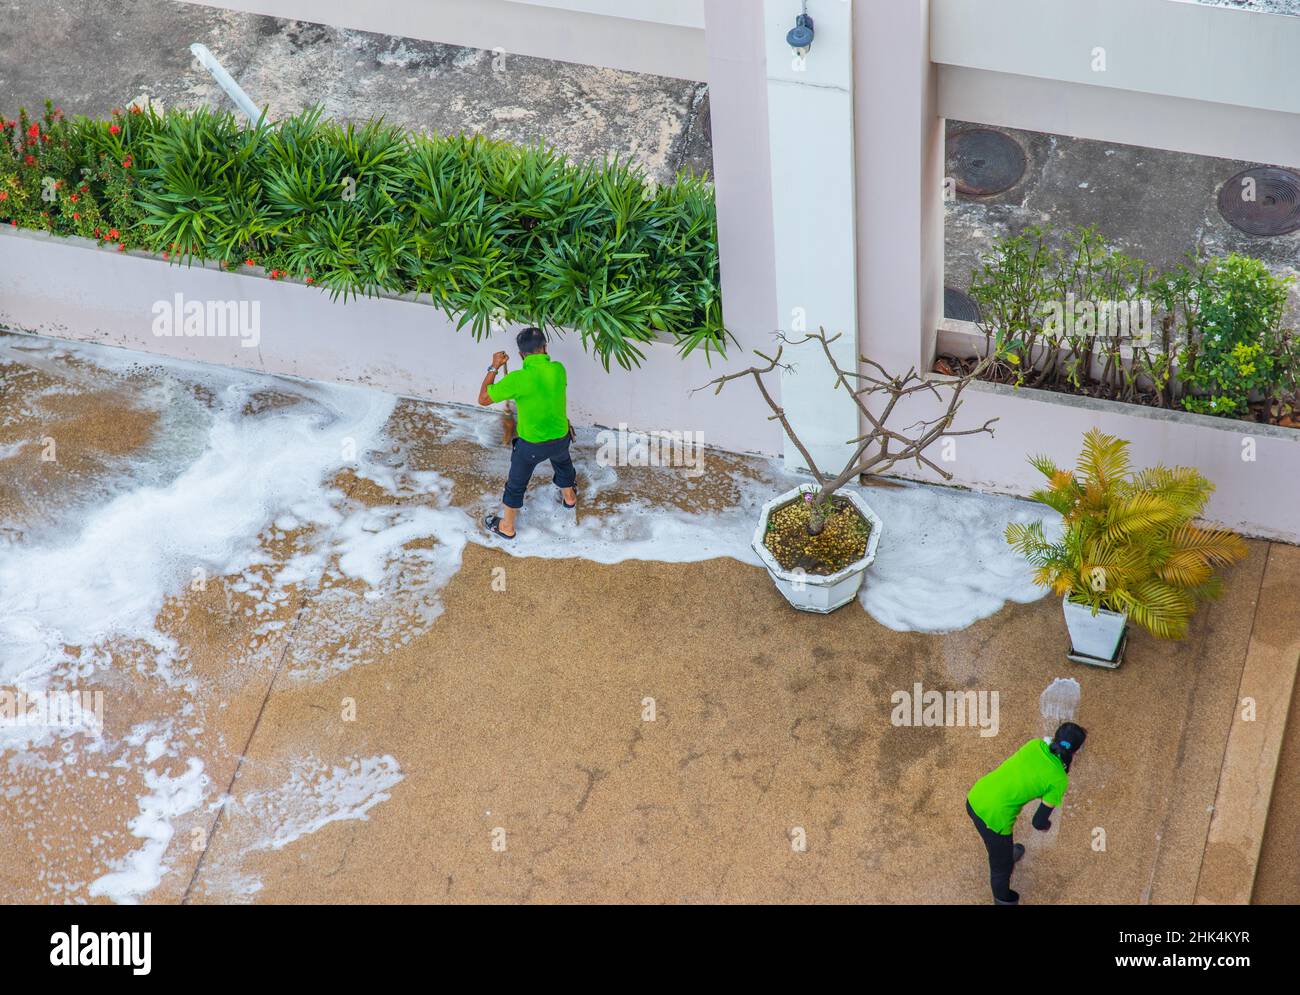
931;0;1300;165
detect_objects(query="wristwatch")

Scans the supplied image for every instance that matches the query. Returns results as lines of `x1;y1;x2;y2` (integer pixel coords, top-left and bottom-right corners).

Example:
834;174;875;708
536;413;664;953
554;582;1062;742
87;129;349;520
487;365;499;374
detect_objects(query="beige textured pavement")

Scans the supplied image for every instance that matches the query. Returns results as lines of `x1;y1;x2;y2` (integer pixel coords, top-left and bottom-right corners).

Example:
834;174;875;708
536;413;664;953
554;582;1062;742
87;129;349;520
1;337;1296;905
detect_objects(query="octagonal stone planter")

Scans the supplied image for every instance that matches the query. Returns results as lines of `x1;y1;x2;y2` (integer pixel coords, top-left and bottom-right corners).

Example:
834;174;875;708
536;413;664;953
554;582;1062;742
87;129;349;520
751;485;883;613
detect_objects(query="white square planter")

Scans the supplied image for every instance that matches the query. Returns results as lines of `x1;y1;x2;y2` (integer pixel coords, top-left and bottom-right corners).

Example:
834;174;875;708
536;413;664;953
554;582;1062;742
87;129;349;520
1062;595;1128;665
751;485;883;614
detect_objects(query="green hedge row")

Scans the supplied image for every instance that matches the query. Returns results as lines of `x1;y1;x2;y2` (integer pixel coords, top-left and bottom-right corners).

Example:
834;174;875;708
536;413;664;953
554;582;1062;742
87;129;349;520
0;101;726;370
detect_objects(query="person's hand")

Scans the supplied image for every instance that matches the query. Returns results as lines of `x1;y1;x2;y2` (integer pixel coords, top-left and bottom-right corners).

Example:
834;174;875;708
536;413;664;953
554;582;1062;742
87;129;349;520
1032;803;1053;832
491;351;509;370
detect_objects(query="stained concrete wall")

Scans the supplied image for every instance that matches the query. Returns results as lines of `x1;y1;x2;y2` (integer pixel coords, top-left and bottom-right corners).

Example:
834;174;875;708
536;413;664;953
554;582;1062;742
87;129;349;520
175;0;709;79
0;229;782;457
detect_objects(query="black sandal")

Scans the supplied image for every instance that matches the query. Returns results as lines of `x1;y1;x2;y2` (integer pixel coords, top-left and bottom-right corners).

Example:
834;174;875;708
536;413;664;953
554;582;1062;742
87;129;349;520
557;487;577;510
483;513;516;540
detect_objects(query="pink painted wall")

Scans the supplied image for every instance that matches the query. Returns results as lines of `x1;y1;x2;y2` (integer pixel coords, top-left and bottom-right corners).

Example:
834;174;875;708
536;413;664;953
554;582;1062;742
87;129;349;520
885;372;1300;543
0;229;781;456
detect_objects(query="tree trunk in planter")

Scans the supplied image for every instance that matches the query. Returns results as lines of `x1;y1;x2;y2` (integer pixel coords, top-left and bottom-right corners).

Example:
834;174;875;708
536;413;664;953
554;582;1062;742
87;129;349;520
806;493;827;536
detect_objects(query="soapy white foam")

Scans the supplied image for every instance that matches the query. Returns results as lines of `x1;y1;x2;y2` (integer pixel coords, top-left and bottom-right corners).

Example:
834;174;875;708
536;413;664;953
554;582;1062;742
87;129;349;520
238;754;404;850
194;754;403;902
438;406;1056;632
86;757;208;905
0;440;25;461
0;362;396;680
857;485;1061;633
472;477;1055;633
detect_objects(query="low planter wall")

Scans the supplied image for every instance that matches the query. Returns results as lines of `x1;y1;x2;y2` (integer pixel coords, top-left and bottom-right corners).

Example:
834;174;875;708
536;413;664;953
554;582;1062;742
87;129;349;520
0;226;782;457
888;353;1300;543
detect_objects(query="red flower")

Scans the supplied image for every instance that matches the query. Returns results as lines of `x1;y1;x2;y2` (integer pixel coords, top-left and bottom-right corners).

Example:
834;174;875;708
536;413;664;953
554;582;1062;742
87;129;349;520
109;123;121;135
69;193;78;202
305;276;314;284
108;228;119;239
121;157;132;168
0;191;7;201
72;212;80;220
23;155;34;165
26;123;39;138
94;228;102;237
117;243;125;251
162;251;169;259
9;220;16;227
130;105;142;115
244;258;255;266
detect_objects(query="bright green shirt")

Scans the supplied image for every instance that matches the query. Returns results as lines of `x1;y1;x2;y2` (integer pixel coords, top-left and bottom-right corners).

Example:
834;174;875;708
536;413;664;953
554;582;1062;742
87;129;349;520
486;353;569;443
967;739;1069;835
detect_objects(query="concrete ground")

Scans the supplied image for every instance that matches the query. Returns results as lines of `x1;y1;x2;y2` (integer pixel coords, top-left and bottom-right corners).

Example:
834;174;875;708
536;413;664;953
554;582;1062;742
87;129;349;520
2;330;1297;904
1254;651;1300;903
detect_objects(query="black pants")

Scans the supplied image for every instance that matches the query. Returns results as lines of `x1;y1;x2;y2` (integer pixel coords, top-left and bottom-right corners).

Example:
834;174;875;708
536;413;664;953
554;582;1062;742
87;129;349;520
502;435;576;509
966;800;1016;903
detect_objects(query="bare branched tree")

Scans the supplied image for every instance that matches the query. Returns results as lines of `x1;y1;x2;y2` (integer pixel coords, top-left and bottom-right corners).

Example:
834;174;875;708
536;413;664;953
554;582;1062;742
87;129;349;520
697;328;999;535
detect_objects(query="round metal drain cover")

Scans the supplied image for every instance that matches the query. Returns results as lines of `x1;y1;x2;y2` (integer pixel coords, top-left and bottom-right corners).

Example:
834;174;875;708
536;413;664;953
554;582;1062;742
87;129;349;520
1218;166;1300;236
947;129;1026;197
944;287;981;323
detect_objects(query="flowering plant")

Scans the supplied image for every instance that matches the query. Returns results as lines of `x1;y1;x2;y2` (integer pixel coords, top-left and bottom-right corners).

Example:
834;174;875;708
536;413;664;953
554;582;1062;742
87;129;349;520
1161;254;1292;417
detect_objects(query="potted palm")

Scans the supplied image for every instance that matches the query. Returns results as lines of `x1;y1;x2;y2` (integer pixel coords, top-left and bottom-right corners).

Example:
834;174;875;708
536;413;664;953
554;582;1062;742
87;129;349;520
700;329;997;613
1005;428;1248;666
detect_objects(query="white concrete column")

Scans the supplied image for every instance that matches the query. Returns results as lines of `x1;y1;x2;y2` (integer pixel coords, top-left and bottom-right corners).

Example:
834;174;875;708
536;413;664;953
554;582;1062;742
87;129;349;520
703;0;777;355
854;0;943;376
761;0;860;475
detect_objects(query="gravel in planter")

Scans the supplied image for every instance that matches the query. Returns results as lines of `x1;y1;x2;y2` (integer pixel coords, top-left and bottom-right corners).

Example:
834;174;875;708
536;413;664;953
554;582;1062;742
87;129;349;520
763;496;870;575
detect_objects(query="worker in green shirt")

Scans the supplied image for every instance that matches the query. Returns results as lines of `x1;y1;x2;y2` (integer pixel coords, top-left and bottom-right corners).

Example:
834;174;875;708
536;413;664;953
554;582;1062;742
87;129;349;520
477;326;577;540
965;722;1086;905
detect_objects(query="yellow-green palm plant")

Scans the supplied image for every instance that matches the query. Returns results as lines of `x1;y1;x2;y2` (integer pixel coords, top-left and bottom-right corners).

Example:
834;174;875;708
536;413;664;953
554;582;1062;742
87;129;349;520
1005;428;1247;639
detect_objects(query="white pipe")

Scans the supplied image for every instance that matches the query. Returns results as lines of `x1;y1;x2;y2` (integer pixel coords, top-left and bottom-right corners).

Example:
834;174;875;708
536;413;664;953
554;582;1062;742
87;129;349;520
189;43;265;124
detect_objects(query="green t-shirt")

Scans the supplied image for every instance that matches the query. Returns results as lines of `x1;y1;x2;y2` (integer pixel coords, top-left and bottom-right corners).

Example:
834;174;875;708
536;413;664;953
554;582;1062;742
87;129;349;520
487;353;569;443
967;739;1069;836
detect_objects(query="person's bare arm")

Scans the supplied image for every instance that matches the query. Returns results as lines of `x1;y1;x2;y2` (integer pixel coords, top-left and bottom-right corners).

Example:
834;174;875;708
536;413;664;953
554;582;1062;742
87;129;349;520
478;351;509;406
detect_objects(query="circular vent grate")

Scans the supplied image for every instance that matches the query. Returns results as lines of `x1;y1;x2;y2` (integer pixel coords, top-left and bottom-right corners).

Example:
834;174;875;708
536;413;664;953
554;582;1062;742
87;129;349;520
944;287;982;323
1217;166;1300;237
946;129;1027;197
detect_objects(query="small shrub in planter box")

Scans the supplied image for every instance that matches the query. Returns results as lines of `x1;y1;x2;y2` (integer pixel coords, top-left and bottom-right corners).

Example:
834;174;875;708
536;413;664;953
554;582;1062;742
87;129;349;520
961;224;1300;426
0;100;724;371
1162;253;1296;419
1005;428;1248;661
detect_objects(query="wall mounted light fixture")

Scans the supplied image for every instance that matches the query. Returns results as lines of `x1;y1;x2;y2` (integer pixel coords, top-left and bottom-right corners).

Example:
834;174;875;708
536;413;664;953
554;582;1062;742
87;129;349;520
787;3;815;58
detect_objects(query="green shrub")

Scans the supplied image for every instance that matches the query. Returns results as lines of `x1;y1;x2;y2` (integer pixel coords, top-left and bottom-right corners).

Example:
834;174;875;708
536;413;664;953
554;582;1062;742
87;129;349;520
1160;254;1294;417
1;101;726;370
965;225;1299;424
